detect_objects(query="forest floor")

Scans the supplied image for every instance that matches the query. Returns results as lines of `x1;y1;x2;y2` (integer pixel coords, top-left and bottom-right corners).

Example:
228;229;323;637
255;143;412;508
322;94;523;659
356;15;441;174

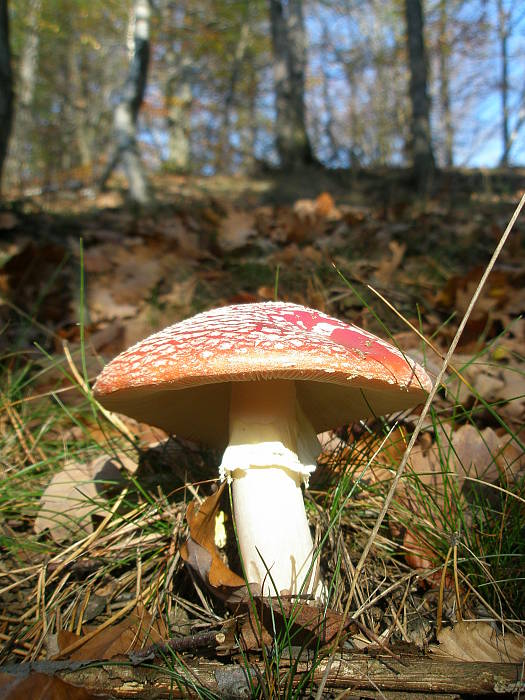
0;167;524;698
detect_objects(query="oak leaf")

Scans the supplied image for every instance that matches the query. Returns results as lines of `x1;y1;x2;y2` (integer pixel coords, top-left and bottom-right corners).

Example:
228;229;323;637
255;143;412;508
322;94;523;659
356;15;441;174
0;672;101;700
431;621;524;663
34;456;123;543
180;484;253;602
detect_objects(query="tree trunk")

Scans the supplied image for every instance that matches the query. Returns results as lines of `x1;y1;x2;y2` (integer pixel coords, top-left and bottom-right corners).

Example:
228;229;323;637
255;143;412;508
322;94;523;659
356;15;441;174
100;0;151;205
320;24;339;164
11;0;41;185
18;0;41;108
269;0;314;170
165;58;192;173
0;0;14;195
404;0;435;191
497;0;510;166
438;0;453;167
67;39;92;168
217;18;251;171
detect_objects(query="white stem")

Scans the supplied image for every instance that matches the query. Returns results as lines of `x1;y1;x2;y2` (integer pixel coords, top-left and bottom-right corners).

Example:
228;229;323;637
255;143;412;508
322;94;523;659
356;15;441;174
220;380;322;596
232;467;316;595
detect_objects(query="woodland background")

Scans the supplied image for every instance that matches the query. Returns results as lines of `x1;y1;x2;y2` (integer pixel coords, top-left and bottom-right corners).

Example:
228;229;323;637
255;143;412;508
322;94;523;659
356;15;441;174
1;0;524;197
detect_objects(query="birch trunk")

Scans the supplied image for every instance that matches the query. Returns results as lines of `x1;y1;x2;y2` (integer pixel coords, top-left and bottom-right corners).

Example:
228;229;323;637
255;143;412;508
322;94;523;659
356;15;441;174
101;0;151;205
165;58;192;173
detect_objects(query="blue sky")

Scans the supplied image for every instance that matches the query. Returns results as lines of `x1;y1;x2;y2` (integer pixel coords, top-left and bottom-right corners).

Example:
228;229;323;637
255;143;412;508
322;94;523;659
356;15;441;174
307;0;525;168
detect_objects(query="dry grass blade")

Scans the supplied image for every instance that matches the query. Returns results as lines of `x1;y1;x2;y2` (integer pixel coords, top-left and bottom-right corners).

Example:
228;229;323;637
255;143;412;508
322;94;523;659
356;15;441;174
62;341;137;443
315;192;525;700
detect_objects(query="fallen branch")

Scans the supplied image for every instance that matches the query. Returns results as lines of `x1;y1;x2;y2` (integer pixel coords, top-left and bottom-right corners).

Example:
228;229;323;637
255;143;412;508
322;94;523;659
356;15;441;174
1;653;523;697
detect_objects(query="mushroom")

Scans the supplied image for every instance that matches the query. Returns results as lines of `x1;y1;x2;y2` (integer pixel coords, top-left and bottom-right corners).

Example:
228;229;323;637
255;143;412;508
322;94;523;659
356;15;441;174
93;302;431;597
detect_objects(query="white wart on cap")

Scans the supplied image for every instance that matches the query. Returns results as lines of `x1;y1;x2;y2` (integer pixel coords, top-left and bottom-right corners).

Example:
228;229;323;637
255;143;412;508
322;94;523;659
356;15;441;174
94;302;431;596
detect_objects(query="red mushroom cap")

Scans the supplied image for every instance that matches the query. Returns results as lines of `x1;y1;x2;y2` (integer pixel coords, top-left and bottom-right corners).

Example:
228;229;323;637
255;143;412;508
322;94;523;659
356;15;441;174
94;302;432;447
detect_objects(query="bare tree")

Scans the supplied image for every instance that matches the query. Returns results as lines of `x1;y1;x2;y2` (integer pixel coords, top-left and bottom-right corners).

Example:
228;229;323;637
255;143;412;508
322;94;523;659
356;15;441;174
218;16;251;171
404;0;435;190
438;0;453;167
497;0;510;166
0;0;13;195
101;0;152;205
269;0;314;169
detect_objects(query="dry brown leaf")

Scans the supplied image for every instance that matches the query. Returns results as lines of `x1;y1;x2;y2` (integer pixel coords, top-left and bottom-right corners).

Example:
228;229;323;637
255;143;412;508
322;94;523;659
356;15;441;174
239;608;274;651
266;597;356;644
339;204;368;225
180;484;250;600
356;428;456;559
374;240;406;285
452;424;524;492
314;192;336;218
239;597;356;652
435;267;510;315
158;275;197;314
34;456;123;543
0;672;102;700
56;604;167;661
82;246;114;273
431;621;524;663
448;354;525;420
88;287;137;322
217;210;256;252
291;198;327;242
403;528;439;571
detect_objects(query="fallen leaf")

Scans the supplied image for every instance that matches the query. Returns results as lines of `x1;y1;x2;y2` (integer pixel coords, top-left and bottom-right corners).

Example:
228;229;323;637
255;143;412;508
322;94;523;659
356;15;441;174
447;354;525;422
314;192;335;218
452;424;524;496
88;287;137;322
290;199;325;242
181;484;253;601
431;621;524;662
0;672;102;700
238;597;356;651
34;456;123;543
158;275;196;312
374;240;406;285
217;210;256;252
59;605;167;661
264;597;355;645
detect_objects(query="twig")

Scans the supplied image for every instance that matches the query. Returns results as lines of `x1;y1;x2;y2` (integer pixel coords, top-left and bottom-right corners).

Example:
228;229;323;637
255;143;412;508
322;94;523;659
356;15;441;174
129;629;227;664
436;544;453;635
315;193;525;700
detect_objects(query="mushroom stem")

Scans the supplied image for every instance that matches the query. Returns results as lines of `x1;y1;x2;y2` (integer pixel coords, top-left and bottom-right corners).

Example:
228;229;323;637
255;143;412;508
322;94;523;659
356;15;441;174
220;379;321;596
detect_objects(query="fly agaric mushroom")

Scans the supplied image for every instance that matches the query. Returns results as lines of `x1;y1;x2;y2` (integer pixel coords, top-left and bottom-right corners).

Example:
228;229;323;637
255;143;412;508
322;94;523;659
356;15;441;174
94;302;431;597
